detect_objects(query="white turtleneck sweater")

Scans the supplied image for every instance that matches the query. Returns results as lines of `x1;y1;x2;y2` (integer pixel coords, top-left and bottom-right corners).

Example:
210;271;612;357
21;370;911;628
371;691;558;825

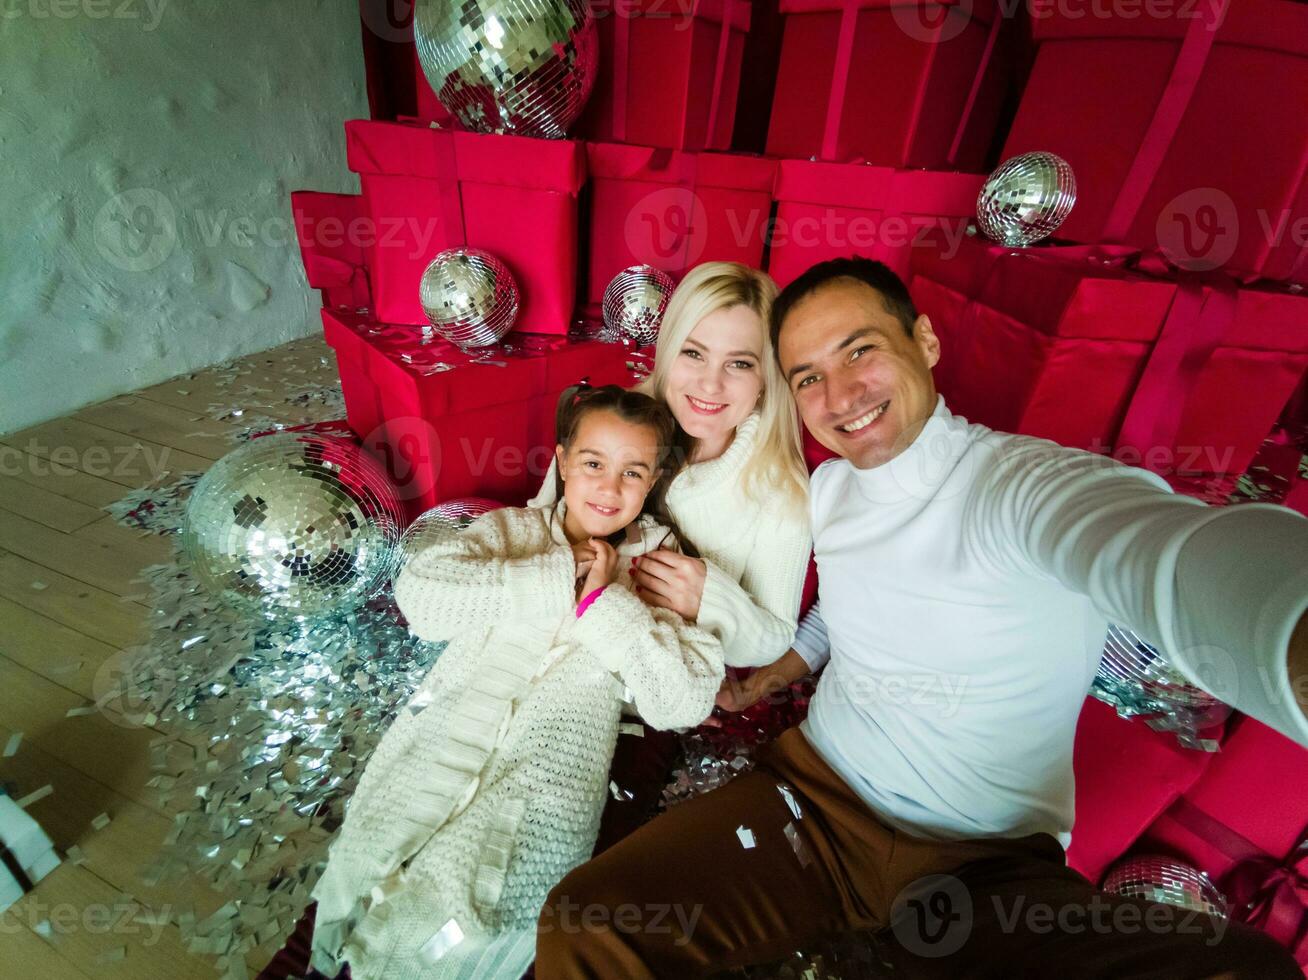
792;395;1308;845
529;411;812;669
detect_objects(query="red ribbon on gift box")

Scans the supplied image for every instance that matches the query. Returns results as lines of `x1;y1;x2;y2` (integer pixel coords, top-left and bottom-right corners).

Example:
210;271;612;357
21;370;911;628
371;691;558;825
1166;797;1308;963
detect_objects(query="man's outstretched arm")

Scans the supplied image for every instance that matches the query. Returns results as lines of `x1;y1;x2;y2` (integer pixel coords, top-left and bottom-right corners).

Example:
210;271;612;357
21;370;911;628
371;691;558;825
977;437;1308;745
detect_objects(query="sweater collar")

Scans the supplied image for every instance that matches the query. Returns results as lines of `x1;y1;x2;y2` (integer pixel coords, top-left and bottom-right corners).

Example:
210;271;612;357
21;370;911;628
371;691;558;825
844;395;969;504
670;410;762;497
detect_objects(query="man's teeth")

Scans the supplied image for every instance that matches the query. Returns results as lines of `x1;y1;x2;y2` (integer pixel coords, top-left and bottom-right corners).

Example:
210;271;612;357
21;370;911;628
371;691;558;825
839;402;888;433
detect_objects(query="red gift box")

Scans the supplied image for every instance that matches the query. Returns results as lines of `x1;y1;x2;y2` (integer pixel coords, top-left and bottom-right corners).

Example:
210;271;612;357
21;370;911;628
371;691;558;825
1001;0;1308;285
577;0;750;151
1066;697;1219;886
1138;716;1308;967
344;119;587;333
291;191;372;311
768;161;983;286
765;0;1010;169
909;236;1308;495
584;142;776;306
322;309;645;520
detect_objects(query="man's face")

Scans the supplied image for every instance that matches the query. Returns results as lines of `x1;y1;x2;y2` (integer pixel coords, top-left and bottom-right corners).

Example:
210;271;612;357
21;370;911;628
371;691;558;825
778;278;940;470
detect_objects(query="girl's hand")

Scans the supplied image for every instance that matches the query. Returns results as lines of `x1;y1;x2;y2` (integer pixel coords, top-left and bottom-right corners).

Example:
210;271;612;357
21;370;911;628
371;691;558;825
572;539;597;594
631;549;707;621
580;538;619;599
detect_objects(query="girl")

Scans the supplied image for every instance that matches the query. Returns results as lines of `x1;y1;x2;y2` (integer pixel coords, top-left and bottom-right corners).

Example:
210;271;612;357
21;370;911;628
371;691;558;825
308;385;724;980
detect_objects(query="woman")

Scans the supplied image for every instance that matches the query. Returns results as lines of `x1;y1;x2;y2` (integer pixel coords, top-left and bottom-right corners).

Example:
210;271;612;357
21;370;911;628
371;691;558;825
532;261;811;672
529;261;814;852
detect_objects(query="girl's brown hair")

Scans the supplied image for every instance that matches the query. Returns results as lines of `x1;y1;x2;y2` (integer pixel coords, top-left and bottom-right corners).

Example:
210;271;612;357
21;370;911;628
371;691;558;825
552;383;699;557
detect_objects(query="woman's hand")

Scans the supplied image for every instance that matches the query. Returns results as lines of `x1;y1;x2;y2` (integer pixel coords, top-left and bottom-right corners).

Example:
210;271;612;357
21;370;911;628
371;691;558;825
580;538;619;600
631;549;707;621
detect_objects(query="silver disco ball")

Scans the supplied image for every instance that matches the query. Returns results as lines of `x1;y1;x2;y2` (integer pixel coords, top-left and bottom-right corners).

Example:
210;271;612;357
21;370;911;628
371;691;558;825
399;497;504;572
602;265;676;347
420;247;520;348
414;0;598;138
976;151;1077;247
1102;856;1229;919
1096;625;1224;712
181;433;404;619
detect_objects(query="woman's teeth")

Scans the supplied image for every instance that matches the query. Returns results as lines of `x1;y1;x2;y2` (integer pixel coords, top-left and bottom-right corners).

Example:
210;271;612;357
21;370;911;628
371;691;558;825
839;401;889;433
687;395;726;414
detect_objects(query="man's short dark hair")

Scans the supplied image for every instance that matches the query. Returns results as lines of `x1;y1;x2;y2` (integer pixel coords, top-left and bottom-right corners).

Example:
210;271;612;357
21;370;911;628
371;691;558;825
769;257;919;358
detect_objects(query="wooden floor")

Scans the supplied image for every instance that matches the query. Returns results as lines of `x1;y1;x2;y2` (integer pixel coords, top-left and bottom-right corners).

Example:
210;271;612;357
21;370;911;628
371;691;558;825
0;335;343;979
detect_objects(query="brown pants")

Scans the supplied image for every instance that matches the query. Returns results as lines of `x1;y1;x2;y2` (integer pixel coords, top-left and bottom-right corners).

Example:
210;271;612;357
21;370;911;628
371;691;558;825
536;727;1299;979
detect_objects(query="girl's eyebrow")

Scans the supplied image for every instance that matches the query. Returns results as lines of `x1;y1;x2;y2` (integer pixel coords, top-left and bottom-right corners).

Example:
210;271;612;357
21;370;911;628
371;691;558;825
578;449;652;472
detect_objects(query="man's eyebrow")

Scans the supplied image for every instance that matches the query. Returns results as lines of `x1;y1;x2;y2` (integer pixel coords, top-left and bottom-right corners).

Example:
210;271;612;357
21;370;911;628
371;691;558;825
784;326;879;383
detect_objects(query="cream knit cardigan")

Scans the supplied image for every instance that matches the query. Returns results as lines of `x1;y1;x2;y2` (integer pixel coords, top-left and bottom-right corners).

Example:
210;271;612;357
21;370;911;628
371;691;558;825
529;411;813;669
309;503;724;980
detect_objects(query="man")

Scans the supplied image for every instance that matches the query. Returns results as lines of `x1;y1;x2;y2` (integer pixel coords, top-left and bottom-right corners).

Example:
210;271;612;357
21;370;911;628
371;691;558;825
534;257;1308;978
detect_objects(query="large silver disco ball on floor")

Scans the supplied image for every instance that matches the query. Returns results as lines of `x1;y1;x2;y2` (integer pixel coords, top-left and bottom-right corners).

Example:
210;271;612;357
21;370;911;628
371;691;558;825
414;0;598;138
182;433;404;619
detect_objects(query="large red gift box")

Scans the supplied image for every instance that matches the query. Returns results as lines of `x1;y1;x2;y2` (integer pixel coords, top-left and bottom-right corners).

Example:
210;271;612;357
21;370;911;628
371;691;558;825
909;236;1308;495
1001;0;1308;285
344;119;587;333
765;0;1009;169
322;309;644;520
584;142;776;306
768;161;983;286
577;0;750;151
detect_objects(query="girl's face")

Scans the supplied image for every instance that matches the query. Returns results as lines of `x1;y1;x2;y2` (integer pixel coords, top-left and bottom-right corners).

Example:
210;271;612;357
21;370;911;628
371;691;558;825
556;410;662;543
663;304;765;458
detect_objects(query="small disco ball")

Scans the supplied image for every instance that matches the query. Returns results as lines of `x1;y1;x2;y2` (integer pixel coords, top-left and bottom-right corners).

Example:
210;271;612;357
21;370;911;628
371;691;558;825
976;151;1077;247
182;433;404;619
399;497;504;572
602;265;676;347
1096;625;1224;712
1102;856;1229;919
414;0;597;138
420;248;519;348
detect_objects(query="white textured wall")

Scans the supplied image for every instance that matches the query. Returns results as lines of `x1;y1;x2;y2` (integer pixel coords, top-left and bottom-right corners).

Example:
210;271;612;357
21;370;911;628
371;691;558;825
0;0;369;434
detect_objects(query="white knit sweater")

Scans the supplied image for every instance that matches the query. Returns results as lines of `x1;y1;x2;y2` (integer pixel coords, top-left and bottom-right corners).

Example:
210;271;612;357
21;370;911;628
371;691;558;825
529;411;813;668
309;504;724;980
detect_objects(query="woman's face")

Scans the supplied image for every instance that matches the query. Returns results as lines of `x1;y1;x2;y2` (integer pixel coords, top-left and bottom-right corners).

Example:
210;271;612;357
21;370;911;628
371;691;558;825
662;304;765;455
556;410;661;542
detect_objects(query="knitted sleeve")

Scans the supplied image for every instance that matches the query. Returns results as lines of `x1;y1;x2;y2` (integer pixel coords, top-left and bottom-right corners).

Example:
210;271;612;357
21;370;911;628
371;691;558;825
525;456;560;509
571;584;724;731
393;508;576;642
695;509;812;669
972;434;1308;747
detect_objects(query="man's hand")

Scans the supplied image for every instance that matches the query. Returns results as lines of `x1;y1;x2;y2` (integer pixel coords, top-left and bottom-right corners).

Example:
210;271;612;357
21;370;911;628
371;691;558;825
631;549;707;621
1290;608;1308;724
701;649;815;728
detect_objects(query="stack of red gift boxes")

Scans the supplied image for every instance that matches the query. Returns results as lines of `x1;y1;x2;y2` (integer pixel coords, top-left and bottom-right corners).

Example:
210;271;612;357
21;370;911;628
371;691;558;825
293;0;1308;960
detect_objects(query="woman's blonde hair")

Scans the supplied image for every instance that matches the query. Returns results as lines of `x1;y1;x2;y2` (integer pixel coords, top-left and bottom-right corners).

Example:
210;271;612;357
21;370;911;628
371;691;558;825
634;261;808;513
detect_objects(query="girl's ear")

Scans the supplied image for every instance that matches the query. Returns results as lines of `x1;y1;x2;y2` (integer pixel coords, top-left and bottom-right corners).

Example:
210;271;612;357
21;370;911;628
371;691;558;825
554;444;566;480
